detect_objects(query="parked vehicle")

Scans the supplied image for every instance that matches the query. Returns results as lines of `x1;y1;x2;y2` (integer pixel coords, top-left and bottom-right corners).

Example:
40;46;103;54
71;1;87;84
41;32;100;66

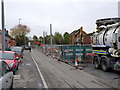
92;18;120;71
22;45;29;50
11;46;23;63
0;51;19;74
0;60;14;90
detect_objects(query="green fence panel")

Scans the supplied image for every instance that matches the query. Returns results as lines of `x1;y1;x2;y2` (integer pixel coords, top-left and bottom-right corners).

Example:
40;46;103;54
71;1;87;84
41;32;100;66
41;45;92;63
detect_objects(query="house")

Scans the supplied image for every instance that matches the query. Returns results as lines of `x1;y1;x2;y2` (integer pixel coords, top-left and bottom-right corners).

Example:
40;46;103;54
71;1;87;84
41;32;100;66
83;32;95;45
0;29;15;50
70;27;94;45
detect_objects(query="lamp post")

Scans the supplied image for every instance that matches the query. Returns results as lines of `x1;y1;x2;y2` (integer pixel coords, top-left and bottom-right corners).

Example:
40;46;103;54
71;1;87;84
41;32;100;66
19;18;22;25
1;0;5;51
50;24;53;55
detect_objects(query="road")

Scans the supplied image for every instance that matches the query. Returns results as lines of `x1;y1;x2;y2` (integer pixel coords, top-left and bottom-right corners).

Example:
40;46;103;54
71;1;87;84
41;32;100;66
13;48;119;89
83;63;120;88
31;48;117;88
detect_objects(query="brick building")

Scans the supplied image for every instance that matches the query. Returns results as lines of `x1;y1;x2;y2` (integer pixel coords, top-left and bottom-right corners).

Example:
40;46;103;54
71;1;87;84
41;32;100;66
83;32;95;45
0;29;15;50
70;27;94;45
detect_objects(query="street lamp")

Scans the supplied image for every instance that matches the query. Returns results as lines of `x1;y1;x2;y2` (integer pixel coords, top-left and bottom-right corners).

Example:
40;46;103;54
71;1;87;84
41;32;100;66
1;0;5;51
19;18;22;25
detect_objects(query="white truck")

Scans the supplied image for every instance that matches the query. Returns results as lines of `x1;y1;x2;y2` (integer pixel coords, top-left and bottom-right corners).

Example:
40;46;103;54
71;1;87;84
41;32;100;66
92;18;120;71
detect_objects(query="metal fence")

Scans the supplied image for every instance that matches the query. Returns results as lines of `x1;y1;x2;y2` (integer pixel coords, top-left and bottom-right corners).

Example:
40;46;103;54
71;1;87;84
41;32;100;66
40;45;93;63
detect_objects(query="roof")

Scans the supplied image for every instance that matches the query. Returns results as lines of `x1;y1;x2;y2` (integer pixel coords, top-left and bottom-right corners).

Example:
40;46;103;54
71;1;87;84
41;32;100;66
0;29;15;40
0;51;15;54
70;29;87;35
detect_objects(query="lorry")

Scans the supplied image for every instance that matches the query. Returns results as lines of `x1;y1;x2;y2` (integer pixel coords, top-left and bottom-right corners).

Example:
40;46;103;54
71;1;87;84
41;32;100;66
92;18;120;71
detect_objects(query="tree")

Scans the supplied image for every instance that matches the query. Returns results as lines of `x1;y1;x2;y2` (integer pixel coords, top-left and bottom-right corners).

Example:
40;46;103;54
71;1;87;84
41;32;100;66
45;35;50;44
53;32;63;44
33;35;38;42
39;36;43;44
10;24;30;46
15;35;29;46
10;24;30;37
63;32;70;44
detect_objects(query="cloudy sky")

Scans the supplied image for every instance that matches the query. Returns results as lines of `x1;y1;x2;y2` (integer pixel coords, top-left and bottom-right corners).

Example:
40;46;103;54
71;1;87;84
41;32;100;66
0;0;120;37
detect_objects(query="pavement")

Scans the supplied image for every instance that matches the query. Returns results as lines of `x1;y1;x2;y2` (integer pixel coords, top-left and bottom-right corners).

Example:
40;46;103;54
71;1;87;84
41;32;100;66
13;50;43;88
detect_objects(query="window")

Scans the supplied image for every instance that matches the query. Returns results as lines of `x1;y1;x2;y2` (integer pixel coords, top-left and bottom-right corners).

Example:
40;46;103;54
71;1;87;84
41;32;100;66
2;62;10;75
90;36;93;41
0;52;14;60
12;47;22;52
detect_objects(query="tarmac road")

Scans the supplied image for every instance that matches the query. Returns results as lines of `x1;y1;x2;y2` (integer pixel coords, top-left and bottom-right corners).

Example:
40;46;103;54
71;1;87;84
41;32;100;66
31;48;117;89
83;63;120;89
13;47;119;89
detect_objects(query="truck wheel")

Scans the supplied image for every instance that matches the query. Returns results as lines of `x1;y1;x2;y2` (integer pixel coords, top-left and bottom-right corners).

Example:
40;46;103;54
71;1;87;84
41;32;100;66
101;58;108;71
94;57;100;69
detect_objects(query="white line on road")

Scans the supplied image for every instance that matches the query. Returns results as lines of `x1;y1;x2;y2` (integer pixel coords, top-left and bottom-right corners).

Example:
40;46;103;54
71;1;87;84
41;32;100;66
32;56;48;88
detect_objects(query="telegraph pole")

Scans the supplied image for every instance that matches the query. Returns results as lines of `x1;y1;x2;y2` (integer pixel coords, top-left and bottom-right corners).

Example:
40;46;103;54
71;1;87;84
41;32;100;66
19;18;21;25
50;24;53;54
1;0;5;51
43;31;45;45
50;24;52;46
43;31;46;51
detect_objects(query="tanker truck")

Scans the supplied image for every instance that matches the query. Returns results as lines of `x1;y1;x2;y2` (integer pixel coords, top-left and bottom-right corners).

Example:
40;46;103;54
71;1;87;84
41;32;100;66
92;18;120;71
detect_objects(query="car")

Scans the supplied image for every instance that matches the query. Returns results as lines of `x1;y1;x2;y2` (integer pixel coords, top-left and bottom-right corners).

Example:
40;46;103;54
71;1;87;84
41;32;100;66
11;46;23;63
0;51;19;74
22;45;29;50
0;60;14;90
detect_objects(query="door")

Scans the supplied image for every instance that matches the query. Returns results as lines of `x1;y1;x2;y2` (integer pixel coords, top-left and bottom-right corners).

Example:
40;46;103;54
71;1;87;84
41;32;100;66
2;61;13;89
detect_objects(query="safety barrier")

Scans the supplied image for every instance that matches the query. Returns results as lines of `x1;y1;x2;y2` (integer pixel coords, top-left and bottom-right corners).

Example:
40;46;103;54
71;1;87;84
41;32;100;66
40;45;93;64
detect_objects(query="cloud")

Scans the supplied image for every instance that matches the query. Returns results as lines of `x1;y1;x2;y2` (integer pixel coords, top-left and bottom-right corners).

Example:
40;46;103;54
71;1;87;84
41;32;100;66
1;0;119;37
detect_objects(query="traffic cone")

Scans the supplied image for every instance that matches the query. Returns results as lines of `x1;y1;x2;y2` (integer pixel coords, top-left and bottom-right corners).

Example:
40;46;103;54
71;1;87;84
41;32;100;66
53;54;55;59
58;56;60;61
75;58;78;69
46;53;48;56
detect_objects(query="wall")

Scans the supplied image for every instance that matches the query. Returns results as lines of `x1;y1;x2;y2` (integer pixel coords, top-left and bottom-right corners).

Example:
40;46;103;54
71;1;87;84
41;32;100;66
0;30;15;49
83;33;94;45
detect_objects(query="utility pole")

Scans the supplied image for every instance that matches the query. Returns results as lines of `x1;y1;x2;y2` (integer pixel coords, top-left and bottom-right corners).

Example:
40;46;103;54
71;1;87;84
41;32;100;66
50;24;53;54
43;31;46;51
19;18;21;25
19;18;26;45
43;31;45;45
50;24;52;46
1;0;5;51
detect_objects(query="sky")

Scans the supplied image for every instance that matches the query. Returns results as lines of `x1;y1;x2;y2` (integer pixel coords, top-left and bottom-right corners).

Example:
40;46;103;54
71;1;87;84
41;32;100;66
0;0;120;38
